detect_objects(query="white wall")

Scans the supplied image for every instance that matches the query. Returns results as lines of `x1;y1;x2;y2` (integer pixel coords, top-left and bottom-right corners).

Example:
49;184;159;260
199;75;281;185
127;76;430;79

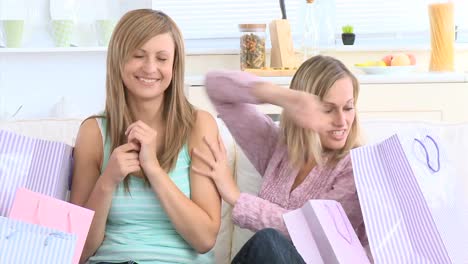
0;50;106;119
1;48;468;120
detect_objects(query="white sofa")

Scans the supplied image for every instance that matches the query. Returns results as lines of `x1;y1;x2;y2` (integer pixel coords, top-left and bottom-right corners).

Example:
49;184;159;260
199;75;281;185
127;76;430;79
1;118;467;263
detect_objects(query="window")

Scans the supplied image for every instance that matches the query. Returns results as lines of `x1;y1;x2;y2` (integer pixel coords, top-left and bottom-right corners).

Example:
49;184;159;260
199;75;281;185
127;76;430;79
335;0;468;45
131;0;468;50
153;0;302;51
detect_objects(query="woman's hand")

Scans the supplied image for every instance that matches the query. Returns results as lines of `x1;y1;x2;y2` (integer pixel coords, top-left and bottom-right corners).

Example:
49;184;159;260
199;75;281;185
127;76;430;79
191;135;240;206
125;120;160;172
102;142;140;188
251;82;325;131
283;91;326;131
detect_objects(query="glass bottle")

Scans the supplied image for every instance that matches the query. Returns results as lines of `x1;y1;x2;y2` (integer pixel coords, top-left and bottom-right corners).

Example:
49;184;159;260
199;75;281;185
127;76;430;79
301;0;319;61
317;0;335;48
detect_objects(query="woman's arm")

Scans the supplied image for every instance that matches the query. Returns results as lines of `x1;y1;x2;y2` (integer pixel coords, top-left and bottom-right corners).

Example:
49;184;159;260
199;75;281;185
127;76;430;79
205;71;280;176
131;111;221;253
70;119;140;263
191;125;290;236
232;193;291;236
70;119;111;263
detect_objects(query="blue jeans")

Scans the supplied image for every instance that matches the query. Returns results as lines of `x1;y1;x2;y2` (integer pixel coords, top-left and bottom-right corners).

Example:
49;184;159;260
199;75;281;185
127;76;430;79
231;228;306;264
98;260;138;264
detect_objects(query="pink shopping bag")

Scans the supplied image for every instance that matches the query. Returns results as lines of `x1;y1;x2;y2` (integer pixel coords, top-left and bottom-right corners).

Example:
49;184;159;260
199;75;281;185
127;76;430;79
0;129;72;216
351;134;453;263
9;188;94;264
284;200;369;264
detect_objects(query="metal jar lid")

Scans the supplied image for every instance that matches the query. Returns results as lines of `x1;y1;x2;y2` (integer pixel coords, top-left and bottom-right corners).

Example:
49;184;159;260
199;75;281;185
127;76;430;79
238;24;267;32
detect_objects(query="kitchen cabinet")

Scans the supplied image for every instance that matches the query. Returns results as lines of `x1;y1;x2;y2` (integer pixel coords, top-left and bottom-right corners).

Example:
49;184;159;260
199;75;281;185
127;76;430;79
186;74;468;123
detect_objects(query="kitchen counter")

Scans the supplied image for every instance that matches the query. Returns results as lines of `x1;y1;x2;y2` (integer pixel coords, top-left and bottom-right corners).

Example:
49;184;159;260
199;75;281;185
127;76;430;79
185;72;468;86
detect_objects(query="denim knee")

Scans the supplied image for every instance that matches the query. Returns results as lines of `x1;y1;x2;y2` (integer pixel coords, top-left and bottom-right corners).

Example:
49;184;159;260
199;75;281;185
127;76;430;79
254;228;284;242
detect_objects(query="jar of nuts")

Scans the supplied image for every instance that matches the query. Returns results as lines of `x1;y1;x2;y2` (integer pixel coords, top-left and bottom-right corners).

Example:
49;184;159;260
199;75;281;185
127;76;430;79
238;24;266;70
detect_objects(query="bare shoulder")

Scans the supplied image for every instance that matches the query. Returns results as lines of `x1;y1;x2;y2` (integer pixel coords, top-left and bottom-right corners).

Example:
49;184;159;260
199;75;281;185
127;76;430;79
189;110;219;149
192;110;218;136
75;118;103;158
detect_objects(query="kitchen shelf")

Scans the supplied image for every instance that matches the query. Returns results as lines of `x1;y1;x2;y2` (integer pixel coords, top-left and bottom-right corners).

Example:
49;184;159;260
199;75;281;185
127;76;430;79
0;47;107;53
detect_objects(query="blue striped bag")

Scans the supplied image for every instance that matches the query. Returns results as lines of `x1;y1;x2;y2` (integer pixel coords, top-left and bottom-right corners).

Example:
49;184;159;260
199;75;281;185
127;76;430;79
351;134;454;263
0;216;77;263
0;129;73;216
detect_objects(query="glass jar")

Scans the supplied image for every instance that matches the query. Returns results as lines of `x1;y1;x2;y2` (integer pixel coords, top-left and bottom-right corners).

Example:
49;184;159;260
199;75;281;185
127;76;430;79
238;24;266;70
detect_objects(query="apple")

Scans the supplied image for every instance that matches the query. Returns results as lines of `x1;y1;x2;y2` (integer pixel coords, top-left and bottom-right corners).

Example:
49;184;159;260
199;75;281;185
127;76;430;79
382;54;393;66
406;53;417;65
391;54;411;66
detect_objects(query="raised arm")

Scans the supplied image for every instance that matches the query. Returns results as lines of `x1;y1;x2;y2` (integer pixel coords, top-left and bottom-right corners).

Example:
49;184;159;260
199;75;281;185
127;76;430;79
205;71;323;175
205;71;279;176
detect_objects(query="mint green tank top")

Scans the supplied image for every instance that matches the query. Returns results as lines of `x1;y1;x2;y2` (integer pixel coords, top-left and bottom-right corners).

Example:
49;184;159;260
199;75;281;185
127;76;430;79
87;118;214;264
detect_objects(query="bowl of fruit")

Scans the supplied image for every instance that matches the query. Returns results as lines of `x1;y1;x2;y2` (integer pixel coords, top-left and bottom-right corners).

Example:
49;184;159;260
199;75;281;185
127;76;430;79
355;53;417;74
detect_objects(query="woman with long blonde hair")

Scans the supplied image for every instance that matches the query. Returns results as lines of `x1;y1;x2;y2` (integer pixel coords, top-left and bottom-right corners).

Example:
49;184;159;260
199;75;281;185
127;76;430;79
71;9;221;263
192;55;369;263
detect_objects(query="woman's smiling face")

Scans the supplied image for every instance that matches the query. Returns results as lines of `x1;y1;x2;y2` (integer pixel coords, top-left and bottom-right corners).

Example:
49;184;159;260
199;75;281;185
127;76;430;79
317;77;355;150
122;32;175;101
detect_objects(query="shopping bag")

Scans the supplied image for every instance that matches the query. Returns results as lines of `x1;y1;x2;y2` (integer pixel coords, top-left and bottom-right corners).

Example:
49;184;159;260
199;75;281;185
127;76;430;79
9;188;94;264
350;134;462;263
0;216;77;263
0;129;73;216
283;200;370;264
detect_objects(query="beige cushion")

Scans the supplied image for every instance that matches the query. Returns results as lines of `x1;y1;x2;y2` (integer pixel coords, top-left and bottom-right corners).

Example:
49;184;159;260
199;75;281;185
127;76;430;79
230;146;262;259
0;118;83;146
214;119;237;264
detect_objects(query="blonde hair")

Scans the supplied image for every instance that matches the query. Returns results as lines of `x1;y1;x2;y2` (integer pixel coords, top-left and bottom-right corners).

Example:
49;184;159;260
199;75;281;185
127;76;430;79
104;9;195;188
280;55;360;167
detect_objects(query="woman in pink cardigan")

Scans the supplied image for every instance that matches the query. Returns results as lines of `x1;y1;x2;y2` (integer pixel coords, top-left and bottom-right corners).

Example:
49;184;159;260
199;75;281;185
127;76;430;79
192;55;368;263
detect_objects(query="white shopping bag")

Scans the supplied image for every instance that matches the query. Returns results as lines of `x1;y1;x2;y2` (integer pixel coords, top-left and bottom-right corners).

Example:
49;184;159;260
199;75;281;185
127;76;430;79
0;216;77;263
283;200;370;264
351;127;468;263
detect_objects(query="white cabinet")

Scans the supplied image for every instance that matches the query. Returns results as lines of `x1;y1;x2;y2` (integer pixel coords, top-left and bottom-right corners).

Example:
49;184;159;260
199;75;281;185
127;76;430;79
186;75;468;123
358;83;468;122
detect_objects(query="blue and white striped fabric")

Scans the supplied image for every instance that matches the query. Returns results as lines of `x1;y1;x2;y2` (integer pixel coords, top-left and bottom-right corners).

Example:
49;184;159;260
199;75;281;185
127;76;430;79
351;134;452;263
0;216;77;263
0;129;72;216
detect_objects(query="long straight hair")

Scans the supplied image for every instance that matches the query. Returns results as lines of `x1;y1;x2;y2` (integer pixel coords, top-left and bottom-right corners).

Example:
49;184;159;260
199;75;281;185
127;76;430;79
104;9;195;189
280;55;361;168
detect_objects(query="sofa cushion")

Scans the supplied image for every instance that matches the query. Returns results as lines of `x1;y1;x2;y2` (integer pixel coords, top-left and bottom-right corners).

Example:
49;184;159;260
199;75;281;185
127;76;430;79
230;146;262;258
214;119;237;264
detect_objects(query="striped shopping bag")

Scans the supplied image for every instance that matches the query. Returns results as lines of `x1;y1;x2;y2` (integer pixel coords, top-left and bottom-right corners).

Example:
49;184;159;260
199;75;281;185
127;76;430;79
0;216;77;263
351;134;452;263
9;188;94;264
0;129;72;216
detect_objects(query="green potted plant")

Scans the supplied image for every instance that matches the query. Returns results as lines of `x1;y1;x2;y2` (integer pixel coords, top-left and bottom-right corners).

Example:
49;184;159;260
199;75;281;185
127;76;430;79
341;25;355;45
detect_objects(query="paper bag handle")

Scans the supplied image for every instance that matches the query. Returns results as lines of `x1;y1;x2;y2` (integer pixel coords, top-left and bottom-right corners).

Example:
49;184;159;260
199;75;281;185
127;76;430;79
325;203;353;244
35;199;73;233
4;227;71;245
44;232;72;246
414;135;440;173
